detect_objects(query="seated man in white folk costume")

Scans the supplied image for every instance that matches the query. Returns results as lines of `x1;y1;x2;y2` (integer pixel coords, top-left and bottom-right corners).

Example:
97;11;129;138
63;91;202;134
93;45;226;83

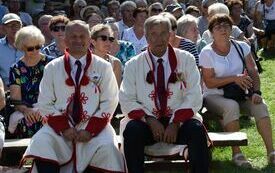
21;20;125;173
119;15;210;173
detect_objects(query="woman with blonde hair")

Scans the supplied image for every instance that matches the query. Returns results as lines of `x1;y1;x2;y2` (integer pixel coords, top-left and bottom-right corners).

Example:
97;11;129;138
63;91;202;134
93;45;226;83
9;25;52;138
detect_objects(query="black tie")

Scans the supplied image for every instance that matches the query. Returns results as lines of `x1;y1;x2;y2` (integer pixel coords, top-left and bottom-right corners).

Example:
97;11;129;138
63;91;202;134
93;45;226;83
75;60;82;85
72;60;82;125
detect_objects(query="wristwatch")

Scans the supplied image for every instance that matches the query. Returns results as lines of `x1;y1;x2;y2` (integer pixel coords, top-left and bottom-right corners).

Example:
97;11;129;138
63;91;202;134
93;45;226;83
253;90;262;96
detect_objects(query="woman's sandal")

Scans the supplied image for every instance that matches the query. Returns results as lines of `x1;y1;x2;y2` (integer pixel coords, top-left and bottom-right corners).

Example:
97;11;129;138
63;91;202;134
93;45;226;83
232;153;252;168
268;151;275;166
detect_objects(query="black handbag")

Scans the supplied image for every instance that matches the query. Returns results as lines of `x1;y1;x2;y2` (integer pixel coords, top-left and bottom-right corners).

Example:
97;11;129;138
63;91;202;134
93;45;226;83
221;82;247;101
219;40;252;101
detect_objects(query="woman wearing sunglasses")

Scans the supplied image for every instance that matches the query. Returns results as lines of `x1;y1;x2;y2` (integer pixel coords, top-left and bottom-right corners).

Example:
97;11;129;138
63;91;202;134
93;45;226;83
105;18;136;68
91;24;122;86
42;15;70;58
8;25;52;138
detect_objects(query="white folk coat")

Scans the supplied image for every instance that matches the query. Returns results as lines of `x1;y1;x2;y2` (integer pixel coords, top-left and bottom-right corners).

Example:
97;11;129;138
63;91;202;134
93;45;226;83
21;52;125;173
119;48;203;135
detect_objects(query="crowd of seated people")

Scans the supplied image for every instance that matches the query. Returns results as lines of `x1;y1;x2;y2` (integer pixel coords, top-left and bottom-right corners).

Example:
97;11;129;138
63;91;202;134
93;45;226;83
0;0;274;172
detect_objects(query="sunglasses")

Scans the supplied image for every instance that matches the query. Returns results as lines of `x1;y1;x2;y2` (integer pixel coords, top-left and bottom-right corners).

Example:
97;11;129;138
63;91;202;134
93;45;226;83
151;8;163;13
97;35;115;42
26;45;42;52
51;25;66;32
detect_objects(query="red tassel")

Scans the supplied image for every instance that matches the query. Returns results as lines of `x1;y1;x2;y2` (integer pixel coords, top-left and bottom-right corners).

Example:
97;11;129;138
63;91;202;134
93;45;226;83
95;87;97;93
80;75;90;86
180;82;183;90
65;78;74;86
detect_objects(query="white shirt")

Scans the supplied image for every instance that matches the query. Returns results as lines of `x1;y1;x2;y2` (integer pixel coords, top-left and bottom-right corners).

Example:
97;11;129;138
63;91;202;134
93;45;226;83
115;20;129;40
257;1;275;20
122;27;147;54
69;55;87;85
199;41;250;96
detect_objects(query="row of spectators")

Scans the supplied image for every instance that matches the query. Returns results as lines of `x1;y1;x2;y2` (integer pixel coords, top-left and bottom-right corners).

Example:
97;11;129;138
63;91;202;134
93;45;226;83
0;0;274;167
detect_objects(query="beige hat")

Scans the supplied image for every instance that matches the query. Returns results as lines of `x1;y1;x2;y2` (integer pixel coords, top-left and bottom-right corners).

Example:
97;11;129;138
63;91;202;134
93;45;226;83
2;13;22;25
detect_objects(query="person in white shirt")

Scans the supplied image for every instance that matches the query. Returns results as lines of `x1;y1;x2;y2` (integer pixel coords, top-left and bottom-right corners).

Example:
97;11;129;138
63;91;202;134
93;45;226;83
122;7;148;54
115;1;137;39
200;14;275;167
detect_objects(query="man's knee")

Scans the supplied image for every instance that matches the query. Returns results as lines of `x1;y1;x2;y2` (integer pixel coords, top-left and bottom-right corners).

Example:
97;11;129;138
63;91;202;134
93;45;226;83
182;119;205;137
123;120;147;140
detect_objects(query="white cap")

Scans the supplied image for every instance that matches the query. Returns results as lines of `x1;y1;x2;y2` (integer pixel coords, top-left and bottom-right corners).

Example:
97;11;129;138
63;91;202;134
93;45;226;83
2;13;22;25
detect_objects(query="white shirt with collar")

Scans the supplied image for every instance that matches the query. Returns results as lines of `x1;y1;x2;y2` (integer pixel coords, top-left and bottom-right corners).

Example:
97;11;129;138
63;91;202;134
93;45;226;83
69;55;87;85
151;48;171;89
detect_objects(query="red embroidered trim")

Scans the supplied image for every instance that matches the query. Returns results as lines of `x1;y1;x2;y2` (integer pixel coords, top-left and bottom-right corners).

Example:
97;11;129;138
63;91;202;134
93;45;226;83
152;108;160;119
128;109;146;120
85;116;109;137
47;115;70;134
166;88;173;99
66;93;74;103
79;92;88;104
64;48;92;87
173;109;194;123
148;90;156;101
146;44;178;118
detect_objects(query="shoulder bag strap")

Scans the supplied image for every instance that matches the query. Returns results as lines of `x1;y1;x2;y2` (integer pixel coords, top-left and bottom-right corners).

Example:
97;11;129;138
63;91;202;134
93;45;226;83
230;40;246;72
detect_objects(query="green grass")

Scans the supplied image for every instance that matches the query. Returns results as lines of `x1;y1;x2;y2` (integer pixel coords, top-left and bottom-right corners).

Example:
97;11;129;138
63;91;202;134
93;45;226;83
147;50;275;173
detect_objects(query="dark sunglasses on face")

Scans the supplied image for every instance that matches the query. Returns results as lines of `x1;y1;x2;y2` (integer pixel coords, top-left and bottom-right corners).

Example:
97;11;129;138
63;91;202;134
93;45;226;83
26;45;42;52
151;8;163;13
97;35;115;42
51;25;66;32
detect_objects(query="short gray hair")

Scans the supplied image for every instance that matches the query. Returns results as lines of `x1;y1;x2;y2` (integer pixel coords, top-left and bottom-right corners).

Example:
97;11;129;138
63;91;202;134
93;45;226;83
159;12;176;30
73;0;87;6
163;0;177;8
108;0;120;6
15;25;45;51
208;3;229;17
134;0;148;7
148;2;163;11
38;15;53;27
65;20;91;37
144;15;171;35
120;1;137;11
177;14;198;37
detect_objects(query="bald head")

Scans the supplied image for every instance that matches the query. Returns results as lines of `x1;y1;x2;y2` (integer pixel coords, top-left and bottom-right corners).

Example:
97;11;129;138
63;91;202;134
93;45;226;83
65;20;91;37
65;20;91;58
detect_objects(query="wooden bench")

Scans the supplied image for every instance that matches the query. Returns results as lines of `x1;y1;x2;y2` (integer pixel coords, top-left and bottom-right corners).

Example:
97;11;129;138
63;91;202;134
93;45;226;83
0;132;247;168
0;138;30;166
